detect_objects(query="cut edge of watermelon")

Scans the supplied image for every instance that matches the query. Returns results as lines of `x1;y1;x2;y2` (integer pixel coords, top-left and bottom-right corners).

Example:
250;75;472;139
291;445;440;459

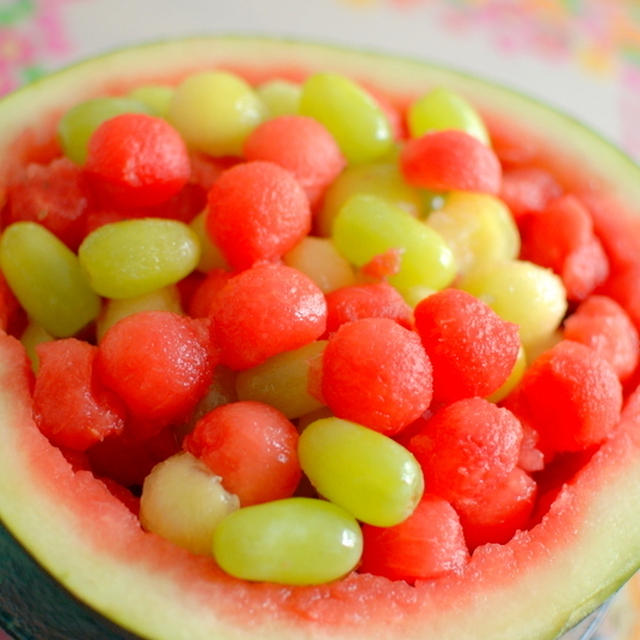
1;35;640;640
2;329;640;640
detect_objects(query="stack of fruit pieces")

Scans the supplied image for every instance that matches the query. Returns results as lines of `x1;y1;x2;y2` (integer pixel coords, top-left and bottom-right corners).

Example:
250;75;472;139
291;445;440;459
1;37;640;640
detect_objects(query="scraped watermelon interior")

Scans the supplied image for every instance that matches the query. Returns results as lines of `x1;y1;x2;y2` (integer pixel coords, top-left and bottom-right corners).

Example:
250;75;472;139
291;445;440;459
2;37;640;640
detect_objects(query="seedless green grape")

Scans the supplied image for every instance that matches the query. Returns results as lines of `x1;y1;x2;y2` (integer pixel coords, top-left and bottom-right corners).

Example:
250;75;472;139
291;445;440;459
212;497;362;585
58;96;151;164
78;218;200;299
96;285;183;341
140;452;240;556
256;79;301;117
407;87;490;144
426;192;520;275
0;222;101;337
298;417;424;526
128;85;175;118
317;162;422;237
332;194;456;297
20;321;54;372
168;71;266;155
461;259;567;349
235;340;327;419
283;236;356;293
299;72;393;164
189;210;228;273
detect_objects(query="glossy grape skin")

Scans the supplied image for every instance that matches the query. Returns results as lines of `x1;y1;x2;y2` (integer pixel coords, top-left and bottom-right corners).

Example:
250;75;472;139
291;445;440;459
407;87;490;144
168;71;266;156
426;192;520;275
212;497;362;585
299;73;393;164
256;79;301;117
298;417;424;527
461;259;568;349
332;193;456;297
0;222;100;337
140;452;239;556
128;85;174;118
78;218;200;299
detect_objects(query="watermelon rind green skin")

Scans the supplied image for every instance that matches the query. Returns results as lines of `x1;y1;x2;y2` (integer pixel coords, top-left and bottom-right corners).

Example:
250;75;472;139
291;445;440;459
1;35;640;640
0;525;141;640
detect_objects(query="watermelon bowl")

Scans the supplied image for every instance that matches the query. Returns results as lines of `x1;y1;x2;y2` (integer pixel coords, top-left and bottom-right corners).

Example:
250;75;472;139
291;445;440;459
2;35;640;640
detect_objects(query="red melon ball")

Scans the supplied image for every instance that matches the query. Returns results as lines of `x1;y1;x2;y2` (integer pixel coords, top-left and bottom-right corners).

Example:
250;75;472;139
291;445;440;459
209;263;327;371
414;288;520;403
321;318;433;436
243;115;346;209
400;129;501;194
206;160;311;270
95;311;214;437
84;113;190;209
360;495;469;583
184;401;301;506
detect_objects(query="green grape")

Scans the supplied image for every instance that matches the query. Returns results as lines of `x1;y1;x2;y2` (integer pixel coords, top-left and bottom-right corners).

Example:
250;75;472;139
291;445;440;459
460;259;567;349
299;72;393;164
212;497;362;585
189;210;228;273
78;218;200;299
235;340;327;419
407;87;490;144
283;236;355;293
140;452;240;556
317;162;422;237
298;417;424;527
168;71;266;156
96;285;183;341
426;191;520;275
0;222;101;337
58;96;151;164
332;194;456;297
20;321;54;372
128;85;175;118
255;79;301;117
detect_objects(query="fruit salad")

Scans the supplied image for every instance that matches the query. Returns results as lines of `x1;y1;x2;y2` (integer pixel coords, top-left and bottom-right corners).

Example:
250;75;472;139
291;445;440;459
1;36;640;640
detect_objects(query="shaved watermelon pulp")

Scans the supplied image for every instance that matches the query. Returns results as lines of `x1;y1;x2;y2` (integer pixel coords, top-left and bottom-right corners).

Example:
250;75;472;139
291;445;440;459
2;36;640;640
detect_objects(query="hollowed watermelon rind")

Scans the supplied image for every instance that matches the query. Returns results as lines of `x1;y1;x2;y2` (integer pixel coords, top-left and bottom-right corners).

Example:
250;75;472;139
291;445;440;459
1;36;640;640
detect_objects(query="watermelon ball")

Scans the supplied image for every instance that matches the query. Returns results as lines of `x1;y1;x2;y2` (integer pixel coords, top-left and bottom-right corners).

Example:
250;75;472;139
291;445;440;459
83;113;190;209
414;288;521;403
512;340;623;454
519;194;609;301
400;129;502;194
6;158;89;250
243;115;346;209
454;467;537;550
563;295;639;382
324;281;412;335
499;167;562;221
359;494;469;583
321;318;433;436
408;397;523;504
183;401;301;506
33;338;126;451
210;263;327;371
95;311;214;437
206;161;311;270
